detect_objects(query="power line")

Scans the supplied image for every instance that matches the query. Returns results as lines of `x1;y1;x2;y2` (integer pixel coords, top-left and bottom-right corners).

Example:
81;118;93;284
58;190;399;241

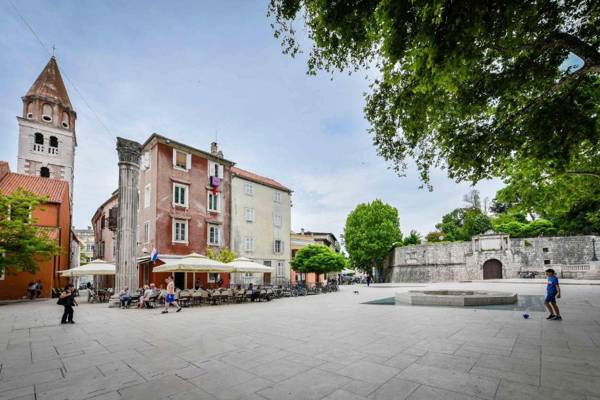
6;0;116;142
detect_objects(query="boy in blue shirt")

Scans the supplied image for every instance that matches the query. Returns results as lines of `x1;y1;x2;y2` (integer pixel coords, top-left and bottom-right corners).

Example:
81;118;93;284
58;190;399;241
544;268;562;320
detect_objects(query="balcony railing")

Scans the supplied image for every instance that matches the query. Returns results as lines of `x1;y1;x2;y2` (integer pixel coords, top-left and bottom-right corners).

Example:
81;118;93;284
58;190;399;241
48;147;59;155
33;144;44;153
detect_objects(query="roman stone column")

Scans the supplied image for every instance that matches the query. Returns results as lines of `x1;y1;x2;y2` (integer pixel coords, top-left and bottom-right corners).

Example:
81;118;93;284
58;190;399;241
115;137;142;293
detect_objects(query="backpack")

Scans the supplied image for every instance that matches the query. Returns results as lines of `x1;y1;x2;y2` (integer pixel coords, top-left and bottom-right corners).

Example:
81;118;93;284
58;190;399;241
57;296;66;305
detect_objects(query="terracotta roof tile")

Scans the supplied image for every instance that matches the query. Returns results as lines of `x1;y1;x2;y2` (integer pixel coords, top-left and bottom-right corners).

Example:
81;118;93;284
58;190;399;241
0;172;69;203
231;167;291;192
24;57;72;109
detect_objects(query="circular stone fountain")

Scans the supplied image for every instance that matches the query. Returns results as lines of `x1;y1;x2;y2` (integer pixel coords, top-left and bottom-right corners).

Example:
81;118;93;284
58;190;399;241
395;290;517;306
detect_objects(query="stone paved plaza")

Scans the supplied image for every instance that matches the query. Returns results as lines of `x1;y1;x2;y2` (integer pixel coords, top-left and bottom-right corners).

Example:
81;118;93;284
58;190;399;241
1;282;600;400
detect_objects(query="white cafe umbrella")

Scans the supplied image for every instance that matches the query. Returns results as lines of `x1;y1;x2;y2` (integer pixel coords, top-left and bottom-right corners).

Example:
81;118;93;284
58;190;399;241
227;257;274;273
152;253;233;273
61;259;116;277
227;257;273;285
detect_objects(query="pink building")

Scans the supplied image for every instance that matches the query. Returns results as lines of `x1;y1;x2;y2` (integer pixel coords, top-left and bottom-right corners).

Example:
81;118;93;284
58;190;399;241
136;134;234;289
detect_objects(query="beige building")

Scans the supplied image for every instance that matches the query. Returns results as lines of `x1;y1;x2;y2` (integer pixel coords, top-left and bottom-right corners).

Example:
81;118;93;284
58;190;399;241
230;167;292;285
74;227;95;263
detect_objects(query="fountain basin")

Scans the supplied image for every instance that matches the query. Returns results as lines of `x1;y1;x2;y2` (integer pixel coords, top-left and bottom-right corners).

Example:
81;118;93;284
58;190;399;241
395;290;517;307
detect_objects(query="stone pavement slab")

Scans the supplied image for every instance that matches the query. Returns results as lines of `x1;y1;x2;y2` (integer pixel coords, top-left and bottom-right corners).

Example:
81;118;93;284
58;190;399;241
0;281;599;400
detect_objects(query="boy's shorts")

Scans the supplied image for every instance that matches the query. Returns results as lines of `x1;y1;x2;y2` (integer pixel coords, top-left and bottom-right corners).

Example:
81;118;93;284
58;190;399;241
166;294;175;304
545;292;557;303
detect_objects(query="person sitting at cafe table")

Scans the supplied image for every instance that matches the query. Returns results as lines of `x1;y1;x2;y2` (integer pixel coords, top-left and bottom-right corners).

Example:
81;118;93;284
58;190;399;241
119;287;132;309
27;282;37;300
138;285;149;308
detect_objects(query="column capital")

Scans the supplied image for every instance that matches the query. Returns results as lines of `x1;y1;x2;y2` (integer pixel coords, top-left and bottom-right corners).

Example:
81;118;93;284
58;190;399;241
116;137;142;166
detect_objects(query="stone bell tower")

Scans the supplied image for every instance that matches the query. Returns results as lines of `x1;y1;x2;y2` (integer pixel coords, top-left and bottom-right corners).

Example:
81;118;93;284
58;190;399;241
17;56;77;200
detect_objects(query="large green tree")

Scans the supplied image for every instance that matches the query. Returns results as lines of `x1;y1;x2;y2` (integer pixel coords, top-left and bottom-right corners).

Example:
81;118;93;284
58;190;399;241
269;0;600;186
291;244;347;281
434;207;492;242
0;189;61;275
344;199;402;275
402;230;422;246
493;158;600;234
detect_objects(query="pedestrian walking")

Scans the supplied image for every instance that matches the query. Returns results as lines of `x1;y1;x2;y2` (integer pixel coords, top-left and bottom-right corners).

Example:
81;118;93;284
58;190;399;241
58;284;77;324
366;275;372;287
161;276;182;314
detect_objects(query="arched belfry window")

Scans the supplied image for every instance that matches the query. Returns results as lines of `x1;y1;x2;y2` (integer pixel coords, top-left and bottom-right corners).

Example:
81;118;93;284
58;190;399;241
62;112;69;128
42;104;52;122
34;133;44;145
40;167;50;178
33;133;44;152
49;136;59;155
27;102;34;119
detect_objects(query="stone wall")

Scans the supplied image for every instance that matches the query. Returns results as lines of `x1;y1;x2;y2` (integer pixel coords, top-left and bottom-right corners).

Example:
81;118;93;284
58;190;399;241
384;234;600;282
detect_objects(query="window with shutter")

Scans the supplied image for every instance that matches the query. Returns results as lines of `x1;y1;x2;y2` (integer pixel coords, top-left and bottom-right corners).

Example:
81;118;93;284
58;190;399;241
144;184;151;208
273;240;283;254
208;192;220;212
142;152;151;170
245;208;255;222
208;225;221;245
244;236;254;252
173;149;188;170
173;184;188;207
244;182;253;196
143;221;150;243
108;207;118;231
173;219;188;243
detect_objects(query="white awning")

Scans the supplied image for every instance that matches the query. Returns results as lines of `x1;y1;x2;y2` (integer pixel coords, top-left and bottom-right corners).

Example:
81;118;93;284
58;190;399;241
227;257;274;273
61;259;116;276
152;253;233;273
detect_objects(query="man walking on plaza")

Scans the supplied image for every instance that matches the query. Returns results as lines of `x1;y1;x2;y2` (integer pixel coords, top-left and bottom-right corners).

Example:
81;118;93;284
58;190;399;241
162;276;182;314
59;284;77;324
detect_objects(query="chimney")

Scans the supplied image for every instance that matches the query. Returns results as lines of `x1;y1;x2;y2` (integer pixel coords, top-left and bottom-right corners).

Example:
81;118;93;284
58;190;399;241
210;142;219;155
0;161;10;181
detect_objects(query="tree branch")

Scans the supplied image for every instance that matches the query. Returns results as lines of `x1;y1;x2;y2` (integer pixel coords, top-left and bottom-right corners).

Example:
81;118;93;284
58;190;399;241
565;171;600;178
548;32;600;67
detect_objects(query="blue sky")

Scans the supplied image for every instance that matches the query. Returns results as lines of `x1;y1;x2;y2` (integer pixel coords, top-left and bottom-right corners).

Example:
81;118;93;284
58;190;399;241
0;0;503;238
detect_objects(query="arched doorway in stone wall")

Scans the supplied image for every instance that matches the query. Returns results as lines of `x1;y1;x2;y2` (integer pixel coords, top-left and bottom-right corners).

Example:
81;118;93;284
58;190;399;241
483;259;503;279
